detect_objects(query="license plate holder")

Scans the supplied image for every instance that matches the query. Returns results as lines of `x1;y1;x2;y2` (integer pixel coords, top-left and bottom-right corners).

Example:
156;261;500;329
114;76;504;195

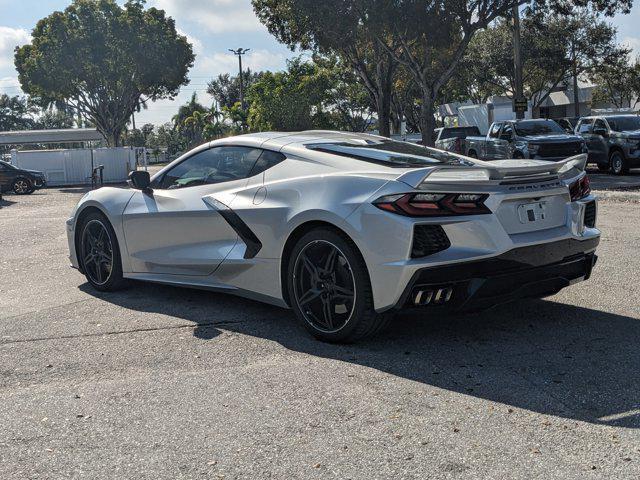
517;201;547;224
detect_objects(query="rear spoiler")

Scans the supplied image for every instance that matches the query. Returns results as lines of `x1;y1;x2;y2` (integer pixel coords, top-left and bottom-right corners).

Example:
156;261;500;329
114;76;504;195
397;154;587;188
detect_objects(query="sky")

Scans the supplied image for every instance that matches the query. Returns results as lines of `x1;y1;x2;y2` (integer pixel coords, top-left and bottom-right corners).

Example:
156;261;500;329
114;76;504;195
0;0;638;126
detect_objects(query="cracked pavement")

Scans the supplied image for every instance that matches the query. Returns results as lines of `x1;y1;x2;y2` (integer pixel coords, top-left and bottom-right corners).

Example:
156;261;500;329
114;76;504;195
0;187;639;479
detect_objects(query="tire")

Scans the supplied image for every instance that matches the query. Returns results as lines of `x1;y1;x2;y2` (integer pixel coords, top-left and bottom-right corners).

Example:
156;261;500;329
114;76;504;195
287;227;391;343
77;211;126;291
12;177;32;195
467;150;478;158
610;150;629;175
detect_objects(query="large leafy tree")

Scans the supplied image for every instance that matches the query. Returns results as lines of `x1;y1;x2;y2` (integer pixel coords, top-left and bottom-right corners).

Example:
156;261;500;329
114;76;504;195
252;0;398;137
207;70;264;110
591;54;640;109
247;58;335;131
457;10;625;111
0;94;38;131
14;0;194;146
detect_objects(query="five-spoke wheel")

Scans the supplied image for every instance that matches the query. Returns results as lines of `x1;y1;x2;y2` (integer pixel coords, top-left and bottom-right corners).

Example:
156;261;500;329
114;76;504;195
78;211;125;291
293;240;356;333
287;227;391;343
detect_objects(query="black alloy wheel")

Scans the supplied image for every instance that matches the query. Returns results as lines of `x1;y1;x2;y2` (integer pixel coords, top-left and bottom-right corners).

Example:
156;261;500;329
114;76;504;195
287;228;391;343
78;211;125;291
293;240;356;333
81;219;114;286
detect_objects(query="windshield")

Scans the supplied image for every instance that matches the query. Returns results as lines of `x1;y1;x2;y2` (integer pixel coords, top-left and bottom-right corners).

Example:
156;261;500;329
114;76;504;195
606;116;640;132
306;140;473;168
439;127;481;140
513;120;565;136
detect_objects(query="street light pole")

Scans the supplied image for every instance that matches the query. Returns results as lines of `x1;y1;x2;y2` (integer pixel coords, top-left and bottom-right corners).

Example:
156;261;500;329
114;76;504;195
228;48;250;111
512;4;525;120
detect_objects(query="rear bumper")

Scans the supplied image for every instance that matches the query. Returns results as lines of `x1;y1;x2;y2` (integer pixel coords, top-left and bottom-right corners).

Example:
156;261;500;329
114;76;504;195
393;237;599;312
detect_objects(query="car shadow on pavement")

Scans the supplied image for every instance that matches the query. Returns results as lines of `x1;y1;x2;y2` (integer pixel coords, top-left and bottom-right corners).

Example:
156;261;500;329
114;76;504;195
0;197;17;208
81;281;640;429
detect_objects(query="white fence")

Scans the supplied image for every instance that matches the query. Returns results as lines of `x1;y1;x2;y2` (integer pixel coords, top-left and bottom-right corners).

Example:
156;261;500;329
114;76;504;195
10;147;136;186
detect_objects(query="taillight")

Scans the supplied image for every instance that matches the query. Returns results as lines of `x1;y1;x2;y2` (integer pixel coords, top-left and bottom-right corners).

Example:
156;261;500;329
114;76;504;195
569;175;591;201
373;192;490;217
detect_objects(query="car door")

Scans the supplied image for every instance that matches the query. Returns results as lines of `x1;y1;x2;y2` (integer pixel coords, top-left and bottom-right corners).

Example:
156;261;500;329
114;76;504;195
590;118;610;164
485;122;503;159
577;119;596;162
122;145;263;275
496;123;514;158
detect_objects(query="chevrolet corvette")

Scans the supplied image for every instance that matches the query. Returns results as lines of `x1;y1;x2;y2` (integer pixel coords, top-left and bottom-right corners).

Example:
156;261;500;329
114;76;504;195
66;131;599;342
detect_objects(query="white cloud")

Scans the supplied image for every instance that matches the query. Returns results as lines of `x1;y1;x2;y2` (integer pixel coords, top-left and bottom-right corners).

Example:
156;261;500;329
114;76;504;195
0;76;22;96
0;26;30;69
152;0;264;33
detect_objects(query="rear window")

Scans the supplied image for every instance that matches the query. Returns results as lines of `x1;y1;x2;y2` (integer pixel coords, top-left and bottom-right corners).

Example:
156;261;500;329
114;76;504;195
514;120;564;136
439;127;481;140
306;140;473;168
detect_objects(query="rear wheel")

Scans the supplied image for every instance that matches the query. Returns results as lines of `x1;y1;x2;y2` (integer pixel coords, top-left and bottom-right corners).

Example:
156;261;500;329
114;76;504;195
610;151;629;175
287;228;390;343
12;177;32;195
78;211;125;291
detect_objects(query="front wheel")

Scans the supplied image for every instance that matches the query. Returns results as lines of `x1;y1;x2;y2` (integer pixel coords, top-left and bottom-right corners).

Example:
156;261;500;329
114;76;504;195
610;151;629;175
12;177;32;195
287;228;391;343
78;211;126;291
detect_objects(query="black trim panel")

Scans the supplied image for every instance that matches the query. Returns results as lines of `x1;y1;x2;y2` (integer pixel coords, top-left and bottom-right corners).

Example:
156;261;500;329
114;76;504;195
394;237;599;312
217;209;263;259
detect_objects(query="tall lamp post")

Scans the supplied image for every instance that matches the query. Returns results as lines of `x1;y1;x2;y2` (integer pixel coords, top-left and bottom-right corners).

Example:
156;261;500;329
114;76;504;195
228;48;250;111
512;4;526;120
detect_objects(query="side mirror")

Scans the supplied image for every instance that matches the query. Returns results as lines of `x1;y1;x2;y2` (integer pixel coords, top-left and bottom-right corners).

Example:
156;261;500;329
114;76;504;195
128;170;151;191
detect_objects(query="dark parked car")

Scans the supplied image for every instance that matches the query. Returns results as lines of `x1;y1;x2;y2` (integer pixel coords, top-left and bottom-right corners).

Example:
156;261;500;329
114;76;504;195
575;115;640;175
0;160;47;194
463;119;586;161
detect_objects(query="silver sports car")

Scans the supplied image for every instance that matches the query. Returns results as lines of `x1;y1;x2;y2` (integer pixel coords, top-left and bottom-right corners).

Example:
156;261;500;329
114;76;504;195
66;131;600;342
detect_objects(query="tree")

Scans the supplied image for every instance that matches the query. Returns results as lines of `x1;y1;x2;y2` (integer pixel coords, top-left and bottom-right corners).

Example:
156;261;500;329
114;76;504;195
456;10;625;112
252;0;398;137
247;58;335;131
207;70;264;110
0;94;37;131
390;0;634;144
15;0;194;146
591;54;640;109
36;109;76;129
172;93;207;128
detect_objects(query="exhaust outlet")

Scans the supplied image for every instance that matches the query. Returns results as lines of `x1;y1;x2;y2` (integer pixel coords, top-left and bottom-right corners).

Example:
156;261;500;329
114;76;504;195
413;286;453;306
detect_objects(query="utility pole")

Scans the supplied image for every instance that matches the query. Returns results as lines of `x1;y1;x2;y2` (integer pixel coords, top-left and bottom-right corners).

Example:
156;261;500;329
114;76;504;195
228;48;250;111
512;4;526;119
571;41;580;117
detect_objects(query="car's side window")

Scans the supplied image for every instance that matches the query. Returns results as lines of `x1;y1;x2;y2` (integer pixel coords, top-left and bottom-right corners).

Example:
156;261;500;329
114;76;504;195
157;146;262;190
489;123;502;138
593;118;608;133
249;150;286;177
577;119;593;134
500;123;513;140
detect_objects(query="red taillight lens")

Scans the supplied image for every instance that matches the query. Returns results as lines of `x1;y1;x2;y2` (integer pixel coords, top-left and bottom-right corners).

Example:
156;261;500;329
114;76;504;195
373;192;490;217
569;175;591;201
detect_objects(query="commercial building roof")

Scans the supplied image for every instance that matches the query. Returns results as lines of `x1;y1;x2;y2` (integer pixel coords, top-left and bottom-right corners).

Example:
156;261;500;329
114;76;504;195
0;128;104;145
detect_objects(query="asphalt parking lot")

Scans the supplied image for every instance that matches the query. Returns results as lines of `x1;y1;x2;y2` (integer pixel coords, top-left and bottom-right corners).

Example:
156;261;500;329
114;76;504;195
1;187;639;479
